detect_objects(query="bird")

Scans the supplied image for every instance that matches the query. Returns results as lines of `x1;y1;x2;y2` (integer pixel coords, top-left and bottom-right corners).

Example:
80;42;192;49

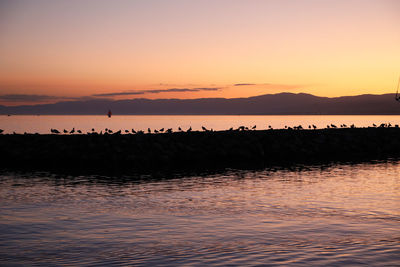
77;130;82;134
0;129;3;134
63;129;68;134
187;127;192;132
159;128;164;132
166;128;173;133
108;129;113;133
308;125;311;129
312;125;317;130
125;130;129;133
330;124;337;128
372;124;377;127
154;129;159;133
228;127;233;131
202;126;208;131
252;125;256;130
148;128;151;133
92;128;95;132
178;127;182;131
132;129;136;134
51;128;60;134
113;130;121;135
70;128;75;134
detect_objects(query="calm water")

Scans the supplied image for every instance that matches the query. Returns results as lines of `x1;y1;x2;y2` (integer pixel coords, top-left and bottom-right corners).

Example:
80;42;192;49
0;162;399;266
2;115;400;134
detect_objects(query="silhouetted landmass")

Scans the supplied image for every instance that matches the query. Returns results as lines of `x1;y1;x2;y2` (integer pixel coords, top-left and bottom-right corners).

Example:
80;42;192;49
1;128;400;174
0;93;399;115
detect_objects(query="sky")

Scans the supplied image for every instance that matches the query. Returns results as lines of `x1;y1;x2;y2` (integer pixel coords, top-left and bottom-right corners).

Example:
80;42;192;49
0;0;399;106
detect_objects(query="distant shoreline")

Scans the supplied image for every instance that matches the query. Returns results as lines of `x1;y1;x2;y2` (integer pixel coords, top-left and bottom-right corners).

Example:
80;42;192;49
1;127;400;175
3;114;400;116
1;92;399;115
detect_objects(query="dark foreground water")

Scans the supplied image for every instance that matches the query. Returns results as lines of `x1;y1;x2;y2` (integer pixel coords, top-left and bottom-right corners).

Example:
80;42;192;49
0;162;399;266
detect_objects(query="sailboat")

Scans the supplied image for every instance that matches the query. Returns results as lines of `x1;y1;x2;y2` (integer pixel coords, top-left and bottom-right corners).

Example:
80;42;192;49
395;75;400;102
107;109;112;118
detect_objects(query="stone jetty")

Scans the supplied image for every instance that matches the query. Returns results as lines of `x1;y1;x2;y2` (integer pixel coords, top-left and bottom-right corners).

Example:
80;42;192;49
1;128;400;174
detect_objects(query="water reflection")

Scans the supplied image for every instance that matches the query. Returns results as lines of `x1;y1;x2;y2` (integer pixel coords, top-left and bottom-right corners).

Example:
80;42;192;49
0;161;399;266
2;114;400;134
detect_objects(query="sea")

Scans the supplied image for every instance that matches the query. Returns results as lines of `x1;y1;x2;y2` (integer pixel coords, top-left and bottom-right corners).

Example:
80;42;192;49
0;115;399;266
1;114;400;134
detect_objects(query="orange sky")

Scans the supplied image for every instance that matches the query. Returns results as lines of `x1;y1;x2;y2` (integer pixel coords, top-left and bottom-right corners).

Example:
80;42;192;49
0;0;399;106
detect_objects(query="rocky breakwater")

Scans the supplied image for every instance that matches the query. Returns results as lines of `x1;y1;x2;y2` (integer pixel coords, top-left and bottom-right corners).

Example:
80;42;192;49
1;128;400;174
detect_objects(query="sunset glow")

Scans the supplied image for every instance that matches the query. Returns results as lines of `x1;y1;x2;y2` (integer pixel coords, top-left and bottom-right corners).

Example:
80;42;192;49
0;0;399;105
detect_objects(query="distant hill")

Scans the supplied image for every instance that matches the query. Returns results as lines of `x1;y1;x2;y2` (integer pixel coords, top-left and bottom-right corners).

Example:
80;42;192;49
1;92;400;115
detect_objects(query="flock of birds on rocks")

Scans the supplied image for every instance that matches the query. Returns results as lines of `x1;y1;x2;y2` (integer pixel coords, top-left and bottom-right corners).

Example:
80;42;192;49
44;123;400;135
0;123;397;135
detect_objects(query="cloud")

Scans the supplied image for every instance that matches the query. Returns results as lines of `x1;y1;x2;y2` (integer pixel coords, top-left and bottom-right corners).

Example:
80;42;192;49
234;83;256;86
93;87;222;97
0;94;104;103
0;94;64;102
234;83;304;90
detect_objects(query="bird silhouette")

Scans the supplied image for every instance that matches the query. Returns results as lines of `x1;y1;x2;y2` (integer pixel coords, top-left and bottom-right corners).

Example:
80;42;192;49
187;127;192;132
154;129;159;133
132;129;136;134
77;130;82;134
252;125;256;130
0;129;3;134
159;128;164;132
70;128;75;134
166;128;172;133
147;128;151;133
202;126;208;131
178;127;182;131
125;130;129;133
63;129;68;134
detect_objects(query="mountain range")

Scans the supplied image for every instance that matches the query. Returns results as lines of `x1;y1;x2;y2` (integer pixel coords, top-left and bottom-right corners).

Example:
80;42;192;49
1;93;400;115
